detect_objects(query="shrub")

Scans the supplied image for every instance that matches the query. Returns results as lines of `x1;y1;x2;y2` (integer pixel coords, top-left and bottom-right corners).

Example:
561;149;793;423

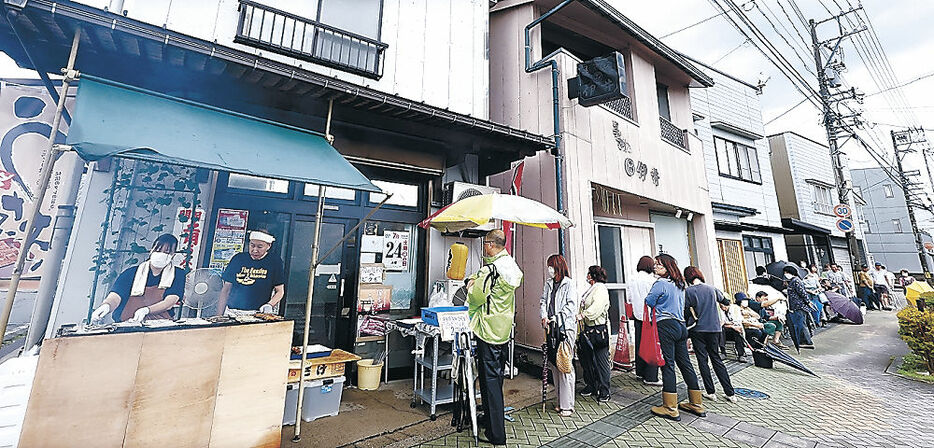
897;307;934;374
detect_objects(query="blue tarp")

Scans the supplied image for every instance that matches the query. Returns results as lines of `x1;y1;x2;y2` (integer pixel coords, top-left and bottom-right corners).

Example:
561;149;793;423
66;76;380;193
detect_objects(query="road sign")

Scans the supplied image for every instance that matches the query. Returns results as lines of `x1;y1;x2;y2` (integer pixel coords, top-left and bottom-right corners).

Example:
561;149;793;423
835;218;854;233
833;204;852;218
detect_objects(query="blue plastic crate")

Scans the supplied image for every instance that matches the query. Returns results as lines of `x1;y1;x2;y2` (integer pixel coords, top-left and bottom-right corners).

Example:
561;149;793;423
421;306;468;326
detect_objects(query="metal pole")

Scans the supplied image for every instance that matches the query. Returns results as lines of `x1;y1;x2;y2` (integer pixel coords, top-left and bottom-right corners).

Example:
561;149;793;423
0;29;80;344
892;130;932;279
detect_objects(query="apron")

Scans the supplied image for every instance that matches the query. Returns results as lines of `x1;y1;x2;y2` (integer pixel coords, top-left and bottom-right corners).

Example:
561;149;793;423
119;284;174;322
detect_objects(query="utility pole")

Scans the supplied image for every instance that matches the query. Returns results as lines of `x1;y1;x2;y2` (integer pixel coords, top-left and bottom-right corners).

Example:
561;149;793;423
809;10;866;272
892;129;933;279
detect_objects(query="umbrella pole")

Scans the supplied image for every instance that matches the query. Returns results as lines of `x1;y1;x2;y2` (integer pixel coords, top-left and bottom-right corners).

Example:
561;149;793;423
293;187;327;442
0;29;80;343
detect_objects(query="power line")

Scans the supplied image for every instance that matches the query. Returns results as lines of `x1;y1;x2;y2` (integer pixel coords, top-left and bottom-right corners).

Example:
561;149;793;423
713;38;751;64
866;69;934;97
764;95;813;125
659;0;755;38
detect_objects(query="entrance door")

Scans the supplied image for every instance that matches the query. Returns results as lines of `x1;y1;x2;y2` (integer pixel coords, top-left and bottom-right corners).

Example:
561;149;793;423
283;218;350;346
596;224;653;334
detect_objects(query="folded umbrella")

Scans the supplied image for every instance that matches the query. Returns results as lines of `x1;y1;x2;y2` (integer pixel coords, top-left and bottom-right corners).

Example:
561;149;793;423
824;291;863;324
765;260;807;280
762;343;819;377
419;193;573;233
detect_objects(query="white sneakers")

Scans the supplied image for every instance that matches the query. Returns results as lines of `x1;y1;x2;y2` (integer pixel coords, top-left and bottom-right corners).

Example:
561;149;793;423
724;394;738;403
702;392;718;401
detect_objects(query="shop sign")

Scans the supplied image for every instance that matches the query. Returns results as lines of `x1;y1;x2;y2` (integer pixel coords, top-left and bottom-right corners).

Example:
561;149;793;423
612;121;631;153
592;183;627;219
623;157;660;186
383;230;409;271
208;208;249;270
173;207;204;269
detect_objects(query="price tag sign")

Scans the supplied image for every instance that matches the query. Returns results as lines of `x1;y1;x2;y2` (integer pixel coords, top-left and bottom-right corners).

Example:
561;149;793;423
436;311;470;341
383;231;409;271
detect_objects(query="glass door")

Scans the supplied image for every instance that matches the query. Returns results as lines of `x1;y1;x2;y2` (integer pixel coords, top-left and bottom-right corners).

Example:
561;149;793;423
596;223;654;334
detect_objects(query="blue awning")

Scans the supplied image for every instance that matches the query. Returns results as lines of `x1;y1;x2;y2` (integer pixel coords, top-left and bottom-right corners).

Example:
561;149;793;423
66;76;380;193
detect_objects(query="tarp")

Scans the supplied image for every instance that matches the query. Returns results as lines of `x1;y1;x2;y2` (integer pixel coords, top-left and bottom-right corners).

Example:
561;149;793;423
66;76;380;193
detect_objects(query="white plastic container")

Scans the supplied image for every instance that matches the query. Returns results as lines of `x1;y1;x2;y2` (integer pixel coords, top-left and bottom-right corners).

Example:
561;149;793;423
0;356;39;448
282;375;345;425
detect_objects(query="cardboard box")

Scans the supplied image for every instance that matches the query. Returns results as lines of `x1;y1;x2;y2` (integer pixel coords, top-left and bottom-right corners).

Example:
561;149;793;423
287;349;361;383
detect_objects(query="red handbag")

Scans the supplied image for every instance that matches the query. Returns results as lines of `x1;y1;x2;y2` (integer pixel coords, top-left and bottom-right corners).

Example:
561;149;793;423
638;304;666;367
624;300;634;320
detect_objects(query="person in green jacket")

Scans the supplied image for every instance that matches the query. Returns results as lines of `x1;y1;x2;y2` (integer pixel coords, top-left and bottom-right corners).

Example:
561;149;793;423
465;229;523;446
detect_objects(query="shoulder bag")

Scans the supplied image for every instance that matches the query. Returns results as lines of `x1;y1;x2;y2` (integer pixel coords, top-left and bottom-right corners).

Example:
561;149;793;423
638;304;665;367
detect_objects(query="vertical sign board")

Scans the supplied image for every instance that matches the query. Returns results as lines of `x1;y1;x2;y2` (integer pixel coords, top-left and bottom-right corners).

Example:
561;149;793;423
208;209;249;270
0;81;78;279
173;207;205;269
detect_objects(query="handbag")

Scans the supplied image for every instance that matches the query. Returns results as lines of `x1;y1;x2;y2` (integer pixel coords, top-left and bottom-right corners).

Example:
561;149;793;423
546;320;563;366
583;323;609;350
546;317;574;373
638;304;665;367
556;338;573;374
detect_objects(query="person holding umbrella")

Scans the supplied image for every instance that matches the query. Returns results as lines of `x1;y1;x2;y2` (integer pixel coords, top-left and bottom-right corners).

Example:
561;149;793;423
783;265;815;350
646;254;706;421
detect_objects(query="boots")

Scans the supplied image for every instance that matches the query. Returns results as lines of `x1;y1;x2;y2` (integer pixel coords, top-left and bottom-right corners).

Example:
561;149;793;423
650;392;681;421
678;389;707;417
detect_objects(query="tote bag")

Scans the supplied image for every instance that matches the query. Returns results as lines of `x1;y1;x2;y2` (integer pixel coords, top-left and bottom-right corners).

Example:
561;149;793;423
638;304;665;367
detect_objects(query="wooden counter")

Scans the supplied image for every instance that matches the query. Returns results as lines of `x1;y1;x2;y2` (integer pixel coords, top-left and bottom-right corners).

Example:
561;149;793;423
18;320;293;448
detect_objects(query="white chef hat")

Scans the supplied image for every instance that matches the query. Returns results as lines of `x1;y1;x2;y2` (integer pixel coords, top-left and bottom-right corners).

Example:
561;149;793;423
249;230;275;244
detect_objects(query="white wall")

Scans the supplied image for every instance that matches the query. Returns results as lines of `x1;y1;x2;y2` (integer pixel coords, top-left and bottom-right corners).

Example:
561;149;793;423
773;132;848;239
72;0;490;119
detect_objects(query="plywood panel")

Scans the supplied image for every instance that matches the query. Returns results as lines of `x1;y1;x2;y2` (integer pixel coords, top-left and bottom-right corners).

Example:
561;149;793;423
124;327;226;448
19;333;145;447
209;321;293;448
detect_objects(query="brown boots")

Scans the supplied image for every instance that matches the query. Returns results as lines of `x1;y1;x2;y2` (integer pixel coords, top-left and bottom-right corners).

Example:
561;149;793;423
678;389;707;417
650;392;681;421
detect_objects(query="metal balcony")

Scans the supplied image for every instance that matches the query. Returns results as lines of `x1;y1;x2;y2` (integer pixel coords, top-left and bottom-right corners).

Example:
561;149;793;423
235;0;388;79
602;95;634;121
659;115;689;151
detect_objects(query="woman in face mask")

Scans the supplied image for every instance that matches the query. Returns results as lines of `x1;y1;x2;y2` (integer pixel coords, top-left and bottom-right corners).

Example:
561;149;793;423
91;233;186;323
539;254;578;417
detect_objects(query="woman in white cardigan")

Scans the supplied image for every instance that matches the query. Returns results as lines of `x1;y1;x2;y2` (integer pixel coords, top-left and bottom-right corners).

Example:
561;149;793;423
540;254;579;417
578;265;611;402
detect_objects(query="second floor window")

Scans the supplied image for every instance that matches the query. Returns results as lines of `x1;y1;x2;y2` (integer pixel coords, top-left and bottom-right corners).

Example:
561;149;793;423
715;137;761;183
656;84;671;120
892;219;903;233
812;184;834;215
883;184;894;198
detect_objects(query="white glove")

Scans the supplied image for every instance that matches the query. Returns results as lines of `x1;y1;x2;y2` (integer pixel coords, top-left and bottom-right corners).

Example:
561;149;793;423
259;303;274;314
91;303;111;322
131;306;150;322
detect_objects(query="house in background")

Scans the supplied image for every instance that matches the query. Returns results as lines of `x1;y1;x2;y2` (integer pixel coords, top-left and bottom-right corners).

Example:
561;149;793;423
688;58;788;298
852;167;934;273
768;131;868;273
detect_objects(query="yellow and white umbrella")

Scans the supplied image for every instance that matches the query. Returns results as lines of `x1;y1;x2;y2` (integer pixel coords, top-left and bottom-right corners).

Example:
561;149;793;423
419;193;573;233
905;280;934;308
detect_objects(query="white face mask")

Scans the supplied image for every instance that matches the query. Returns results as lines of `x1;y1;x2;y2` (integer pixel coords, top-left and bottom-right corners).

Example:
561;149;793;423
150;252;173;269
741;300;749;308
547;266;556;279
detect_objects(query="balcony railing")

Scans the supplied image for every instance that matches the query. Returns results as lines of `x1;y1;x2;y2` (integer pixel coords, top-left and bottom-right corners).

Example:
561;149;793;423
659;116;688;151
602;95;634;121
235;0;388;79
813;201;835;215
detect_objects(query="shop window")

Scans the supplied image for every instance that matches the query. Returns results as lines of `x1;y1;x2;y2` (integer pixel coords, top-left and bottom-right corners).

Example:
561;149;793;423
303;184;357;201
357;222;418;311
227;173;289;194
715;137;761;183
368;180;420;208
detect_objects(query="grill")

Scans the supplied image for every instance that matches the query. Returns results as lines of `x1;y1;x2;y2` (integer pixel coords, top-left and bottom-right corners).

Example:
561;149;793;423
659;115;688;151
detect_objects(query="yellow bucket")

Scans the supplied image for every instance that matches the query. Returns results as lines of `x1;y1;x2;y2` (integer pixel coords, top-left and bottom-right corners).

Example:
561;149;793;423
357;359;382;390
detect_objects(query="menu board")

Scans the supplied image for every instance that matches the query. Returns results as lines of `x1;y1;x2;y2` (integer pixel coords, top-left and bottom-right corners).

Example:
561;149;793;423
208;209;249;270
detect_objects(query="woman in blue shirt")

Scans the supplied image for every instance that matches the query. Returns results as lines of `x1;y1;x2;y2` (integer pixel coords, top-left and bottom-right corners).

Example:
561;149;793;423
645;254;705;421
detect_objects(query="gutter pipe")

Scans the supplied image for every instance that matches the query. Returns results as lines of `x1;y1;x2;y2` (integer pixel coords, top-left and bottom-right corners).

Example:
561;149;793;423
524;0;575;257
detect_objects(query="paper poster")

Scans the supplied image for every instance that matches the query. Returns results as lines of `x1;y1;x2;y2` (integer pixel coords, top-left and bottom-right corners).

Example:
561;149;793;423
383;231;409;271
357;285;392;313
360;234;383;253
173;207;204;269
359;263;384;284
208;208;248;270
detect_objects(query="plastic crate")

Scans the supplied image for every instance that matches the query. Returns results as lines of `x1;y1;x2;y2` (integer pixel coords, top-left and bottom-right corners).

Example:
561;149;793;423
282;375;346;425
420;306;468;326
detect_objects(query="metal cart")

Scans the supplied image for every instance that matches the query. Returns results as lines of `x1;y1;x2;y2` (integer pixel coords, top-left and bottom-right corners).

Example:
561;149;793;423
409;322;454;421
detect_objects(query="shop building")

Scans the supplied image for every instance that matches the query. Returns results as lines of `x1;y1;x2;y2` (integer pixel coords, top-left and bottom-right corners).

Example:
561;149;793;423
768;131;868;273
851;167;934;273
0;0;552;374
487;0;718;348
687;58;789;298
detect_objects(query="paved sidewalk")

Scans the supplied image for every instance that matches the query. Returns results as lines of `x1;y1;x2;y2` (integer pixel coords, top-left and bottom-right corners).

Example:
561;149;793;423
408;310;933;448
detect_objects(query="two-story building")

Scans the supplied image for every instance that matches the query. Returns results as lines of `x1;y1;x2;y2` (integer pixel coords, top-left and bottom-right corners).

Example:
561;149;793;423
688;58;788;298
0;0;552;371
487;0;716;348
768;131;868;273
851;167;934;273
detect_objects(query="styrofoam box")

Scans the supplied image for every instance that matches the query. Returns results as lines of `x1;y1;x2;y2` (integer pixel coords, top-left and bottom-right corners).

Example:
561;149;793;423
0;356;39;448
282;375;345;425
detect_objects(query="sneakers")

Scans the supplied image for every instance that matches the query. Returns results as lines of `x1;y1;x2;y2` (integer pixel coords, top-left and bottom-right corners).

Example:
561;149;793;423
737;356;748;363
580;388;594;397
597;395;611;403
702;392;718;401
800;344;815;349
643;379;664;386
724;394;738;403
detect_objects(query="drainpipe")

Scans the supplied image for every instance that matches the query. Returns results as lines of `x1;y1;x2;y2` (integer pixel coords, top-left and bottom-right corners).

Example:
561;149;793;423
525;0;575;256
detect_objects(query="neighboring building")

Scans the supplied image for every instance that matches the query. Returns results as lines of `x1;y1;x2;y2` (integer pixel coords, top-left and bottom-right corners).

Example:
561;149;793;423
852;167;934;273
488;0;716;347
0;0;551;371
688;58;789;298
768;131;867;273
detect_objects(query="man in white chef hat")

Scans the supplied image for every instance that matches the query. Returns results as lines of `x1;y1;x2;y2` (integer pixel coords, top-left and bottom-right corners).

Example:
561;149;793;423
216;228;286;315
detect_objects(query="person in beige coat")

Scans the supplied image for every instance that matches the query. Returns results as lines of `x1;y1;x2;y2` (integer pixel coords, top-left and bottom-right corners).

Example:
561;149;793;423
577;265;611;402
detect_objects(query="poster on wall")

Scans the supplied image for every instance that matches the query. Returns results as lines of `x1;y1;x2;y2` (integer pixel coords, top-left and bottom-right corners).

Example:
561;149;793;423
173;207;204;269
0;81;78;279
208;208;249;270
383;231;409;271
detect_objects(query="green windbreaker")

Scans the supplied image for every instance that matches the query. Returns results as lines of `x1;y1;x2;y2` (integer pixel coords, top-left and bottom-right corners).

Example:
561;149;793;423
466;250;524;344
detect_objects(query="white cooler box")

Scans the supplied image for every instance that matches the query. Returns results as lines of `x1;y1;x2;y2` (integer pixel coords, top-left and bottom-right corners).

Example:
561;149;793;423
282;375;345;425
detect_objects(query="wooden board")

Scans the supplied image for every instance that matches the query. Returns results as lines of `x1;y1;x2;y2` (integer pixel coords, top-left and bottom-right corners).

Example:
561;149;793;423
18;332;145;447
209;321;292;448
124;326;226;448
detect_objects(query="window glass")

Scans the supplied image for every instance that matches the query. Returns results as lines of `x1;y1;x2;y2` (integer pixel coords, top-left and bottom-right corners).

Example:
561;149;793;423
656;84;671;120
892;219;902;232
303;184;357;201
319;0;382;39
747;145;761;182
228;173;289;194
368;180;420;207
361;222;418;310
738;144;753;180
597;225;624;284
883;184;894;198
715;138;733;177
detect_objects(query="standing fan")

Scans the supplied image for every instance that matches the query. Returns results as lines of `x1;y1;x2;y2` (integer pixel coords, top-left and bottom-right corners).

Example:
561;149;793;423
182;269;224;318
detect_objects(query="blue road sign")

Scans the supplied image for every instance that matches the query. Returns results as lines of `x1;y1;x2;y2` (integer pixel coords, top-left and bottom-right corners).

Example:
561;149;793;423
836;218;854;233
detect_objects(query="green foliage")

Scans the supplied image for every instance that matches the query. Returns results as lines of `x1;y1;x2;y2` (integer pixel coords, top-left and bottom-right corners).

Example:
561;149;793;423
897;307;934;374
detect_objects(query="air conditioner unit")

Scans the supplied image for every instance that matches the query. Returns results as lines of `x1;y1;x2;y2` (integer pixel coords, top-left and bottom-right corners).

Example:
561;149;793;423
442;181;501;233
